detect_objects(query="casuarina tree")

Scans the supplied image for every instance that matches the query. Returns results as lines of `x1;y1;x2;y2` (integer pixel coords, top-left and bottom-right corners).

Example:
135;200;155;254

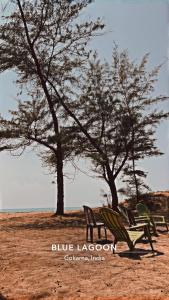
0;0;104;215
64;49;168;209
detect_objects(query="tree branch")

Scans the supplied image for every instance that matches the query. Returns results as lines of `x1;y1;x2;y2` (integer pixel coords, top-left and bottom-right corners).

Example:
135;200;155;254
28;135;57;153
47;78;107;160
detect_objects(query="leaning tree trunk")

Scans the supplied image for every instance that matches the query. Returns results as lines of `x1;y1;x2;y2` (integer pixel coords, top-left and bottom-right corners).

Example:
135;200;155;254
55;140;64;215
106;165;119;210
107;168;118;211
15;1;65;215
108;179;119;211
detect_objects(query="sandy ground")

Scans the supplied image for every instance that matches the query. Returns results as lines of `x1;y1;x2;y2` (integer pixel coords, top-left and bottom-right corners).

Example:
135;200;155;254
1;210;169;300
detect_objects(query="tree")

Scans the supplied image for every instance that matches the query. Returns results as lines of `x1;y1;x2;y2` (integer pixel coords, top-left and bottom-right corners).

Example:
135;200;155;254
0;93;76;168
0;0;104;215
65;49;169;209
119;165;151;201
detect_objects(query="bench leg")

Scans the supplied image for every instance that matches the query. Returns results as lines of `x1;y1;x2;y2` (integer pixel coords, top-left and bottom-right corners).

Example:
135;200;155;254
145;225;154;252
86;226;89;242
104;226;107;241
90;226;93;243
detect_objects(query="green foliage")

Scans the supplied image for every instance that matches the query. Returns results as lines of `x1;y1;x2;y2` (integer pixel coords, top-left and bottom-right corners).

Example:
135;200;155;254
70;47;169;204
0;0;104;88
0;0;104;214
0;0;104;165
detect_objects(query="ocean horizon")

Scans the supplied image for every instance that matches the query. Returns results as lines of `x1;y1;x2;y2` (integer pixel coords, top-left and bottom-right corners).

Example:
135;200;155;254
0;207;81;213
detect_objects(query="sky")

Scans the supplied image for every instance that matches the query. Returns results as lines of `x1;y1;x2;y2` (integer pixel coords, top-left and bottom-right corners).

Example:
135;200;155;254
0;0;169;210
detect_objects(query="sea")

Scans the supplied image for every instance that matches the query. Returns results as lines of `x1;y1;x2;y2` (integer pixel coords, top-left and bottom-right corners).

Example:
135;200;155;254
0;207;81;213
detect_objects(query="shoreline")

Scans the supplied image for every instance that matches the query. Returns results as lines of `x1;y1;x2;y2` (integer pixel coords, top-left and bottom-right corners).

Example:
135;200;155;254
0;207;81;212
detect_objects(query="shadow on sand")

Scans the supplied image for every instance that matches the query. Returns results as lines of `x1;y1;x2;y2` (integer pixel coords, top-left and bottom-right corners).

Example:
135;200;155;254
118;248;164;260
0;217;86;231
95;238;164;260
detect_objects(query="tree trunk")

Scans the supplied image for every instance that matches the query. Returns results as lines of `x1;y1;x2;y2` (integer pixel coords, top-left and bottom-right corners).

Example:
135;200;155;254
106;164;119;210
16;1;65;215
55;140;64;215
108;179;119;210
132;156;139;203
131;127;139;202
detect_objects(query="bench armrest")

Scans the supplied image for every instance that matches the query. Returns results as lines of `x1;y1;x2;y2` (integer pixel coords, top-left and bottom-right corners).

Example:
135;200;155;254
151;215;166;222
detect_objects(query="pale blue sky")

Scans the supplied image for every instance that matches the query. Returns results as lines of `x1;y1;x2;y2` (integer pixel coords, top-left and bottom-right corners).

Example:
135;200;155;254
0;0;169;209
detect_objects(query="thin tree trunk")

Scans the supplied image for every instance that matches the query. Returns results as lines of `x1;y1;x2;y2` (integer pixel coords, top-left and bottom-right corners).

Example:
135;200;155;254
56;140;64;215
132;156;139;203
131;127;139;202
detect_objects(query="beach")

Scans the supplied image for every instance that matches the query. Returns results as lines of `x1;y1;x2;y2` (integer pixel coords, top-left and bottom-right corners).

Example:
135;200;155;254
1;210;169;300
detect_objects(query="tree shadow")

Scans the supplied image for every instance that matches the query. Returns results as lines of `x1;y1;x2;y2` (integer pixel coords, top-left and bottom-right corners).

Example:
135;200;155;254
96;239;113;244
0;219;86;231
118;248;164;260
30;292;51;299
0;209;105;232
94;238;163;260
52;211;85;218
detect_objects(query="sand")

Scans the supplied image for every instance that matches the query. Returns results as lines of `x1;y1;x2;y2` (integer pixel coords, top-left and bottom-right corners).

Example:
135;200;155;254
1;210;169;300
